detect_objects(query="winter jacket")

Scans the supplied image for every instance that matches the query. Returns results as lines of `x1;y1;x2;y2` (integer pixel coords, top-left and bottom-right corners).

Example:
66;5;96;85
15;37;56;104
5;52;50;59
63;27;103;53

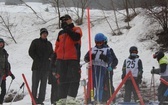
158;55;168;77
84;45;113;68
0;49;11;77
29;37;53;71
122;55;143;79
55;23;82;60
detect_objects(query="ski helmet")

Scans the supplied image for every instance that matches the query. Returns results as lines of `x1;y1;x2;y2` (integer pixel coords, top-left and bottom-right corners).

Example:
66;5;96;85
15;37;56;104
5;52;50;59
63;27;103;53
153;51;164;60
104;36;108;43
94;33;105;42
129;46;138;53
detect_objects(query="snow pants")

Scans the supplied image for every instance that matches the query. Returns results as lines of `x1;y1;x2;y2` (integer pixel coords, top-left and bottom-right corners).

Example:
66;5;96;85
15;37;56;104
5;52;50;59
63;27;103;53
124;78;139;102
158;76;168;102
0;80;6;104
93;66;106;102
56;60;81;99
32;70;49;103
102;71;115;103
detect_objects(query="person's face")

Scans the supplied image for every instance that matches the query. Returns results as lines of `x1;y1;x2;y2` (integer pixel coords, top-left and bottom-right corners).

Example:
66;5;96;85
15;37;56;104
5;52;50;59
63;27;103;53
95;41;104;47
0;42;4;48
41;32;48;39
62;18;72;25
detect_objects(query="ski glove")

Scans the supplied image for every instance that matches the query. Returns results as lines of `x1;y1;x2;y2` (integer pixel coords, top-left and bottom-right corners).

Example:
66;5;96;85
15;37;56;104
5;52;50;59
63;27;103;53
61;22;69;30
137;75;142;84
92;54;96;60
99;54;108;62
10;74;15;80
107;66;113;71
151;67;160;74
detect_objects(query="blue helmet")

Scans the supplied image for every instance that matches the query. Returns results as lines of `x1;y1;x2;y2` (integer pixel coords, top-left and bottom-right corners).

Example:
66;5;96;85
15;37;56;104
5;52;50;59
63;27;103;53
94;33;105;42
104;36;108;42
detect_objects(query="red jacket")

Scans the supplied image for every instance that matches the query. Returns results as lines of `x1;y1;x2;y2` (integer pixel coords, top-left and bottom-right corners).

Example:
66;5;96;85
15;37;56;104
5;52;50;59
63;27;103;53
55;23;82;60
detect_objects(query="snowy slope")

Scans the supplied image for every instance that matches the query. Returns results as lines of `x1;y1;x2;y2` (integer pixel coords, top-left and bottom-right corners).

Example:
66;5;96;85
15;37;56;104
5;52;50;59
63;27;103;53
0;2;162;105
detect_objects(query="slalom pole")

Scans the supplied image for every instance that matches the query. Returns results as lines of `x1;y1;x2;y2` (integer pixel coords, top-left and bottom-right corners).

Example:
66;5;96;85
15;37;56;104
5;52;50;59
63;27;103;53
22;74;36;105
87;7;94;102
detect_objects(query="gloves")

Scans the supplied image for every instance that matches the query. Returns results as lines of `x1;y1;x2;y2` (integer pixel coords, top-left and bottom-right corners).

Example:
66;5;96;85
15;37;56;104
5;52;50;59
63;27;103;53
151;67;160;74
137;75;142;84
99;54;108;62
61;22;69;30
10;74;15;80
121;74;125;79
107;66;113;71
151;69;155;74
92;54;96;60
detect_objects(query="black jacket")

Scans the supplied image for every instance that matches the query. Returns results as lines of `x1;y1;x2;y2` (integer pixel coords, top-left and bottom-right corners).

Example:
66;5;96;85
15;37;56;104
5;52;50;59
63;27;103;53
29;37;53;71
0;49;10;76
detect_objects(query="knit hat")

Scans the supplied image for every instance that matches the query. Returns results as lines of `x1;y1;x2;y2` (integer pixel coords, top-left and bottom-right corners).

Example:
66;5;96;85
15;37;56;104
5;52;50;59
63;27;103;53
60;14;71;21
40;28;48;35
0;38;4;43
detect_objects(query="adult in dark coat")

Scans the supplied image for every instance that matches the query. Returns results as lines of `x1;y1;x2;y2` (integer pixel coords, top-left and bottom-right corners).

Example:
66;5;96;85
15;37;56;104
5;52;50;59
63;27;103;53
28;28;53;105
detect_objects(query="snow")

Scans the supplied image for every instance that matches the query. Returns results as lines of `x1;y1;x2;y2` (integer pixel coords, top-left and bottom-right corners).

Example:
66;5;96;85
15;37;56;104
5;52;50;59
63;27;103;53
0;2;163;105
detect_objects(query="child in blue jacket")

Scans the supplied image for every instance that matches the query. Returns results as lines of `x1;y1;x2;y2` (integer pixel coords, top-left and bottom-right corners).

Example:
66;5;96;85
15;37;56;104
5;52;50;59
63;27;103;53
84;33;113;104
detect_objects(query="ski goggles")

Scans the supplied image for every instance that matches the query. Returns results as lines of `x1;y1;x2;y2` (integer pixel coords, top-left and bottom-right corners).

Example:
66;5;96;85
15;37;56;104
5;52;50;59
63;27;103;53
95;41;104;45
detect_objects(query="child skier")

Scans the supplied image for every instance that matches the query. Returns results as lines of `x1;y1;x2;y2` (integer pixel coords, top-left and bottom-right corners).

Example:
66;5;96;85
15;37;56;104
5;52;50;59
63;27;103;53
0;38;15;104
102;36;118;103
151;51;168;103
121;46;143;102
84;33;113;104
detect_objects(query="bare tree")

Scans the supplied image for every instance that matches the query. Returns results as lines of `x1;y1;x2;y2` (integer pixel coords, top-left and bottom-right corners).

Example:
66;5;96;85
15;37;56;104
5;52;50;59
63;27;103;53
50;0;61;28
62;0;90;25
110;0;122;35
145;0;168;32
20;0;47;23
0;14;17;43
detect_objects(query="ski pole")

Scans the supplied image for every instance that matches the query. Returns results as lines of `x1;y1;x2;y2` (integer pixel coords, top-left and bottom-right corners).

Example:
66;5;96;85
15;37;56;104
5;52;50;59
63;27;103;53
6;80;13;94
108;71;112;96
10;82;24;105
80;62;88;68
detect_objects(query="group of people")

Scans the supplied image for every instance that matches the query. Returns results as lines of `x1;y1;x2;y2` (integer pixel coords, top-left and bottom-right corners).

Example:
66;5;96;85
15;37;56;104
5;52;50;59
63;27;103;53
28;14;168;105
28;14;82;105
1;14;168;105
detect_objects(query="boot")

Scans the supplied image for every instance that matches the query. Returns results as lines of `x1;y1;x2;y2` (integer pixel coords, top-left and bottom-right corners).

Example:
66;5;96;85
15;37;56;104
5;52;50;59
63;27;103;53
56;98;66;105
66;96;81;105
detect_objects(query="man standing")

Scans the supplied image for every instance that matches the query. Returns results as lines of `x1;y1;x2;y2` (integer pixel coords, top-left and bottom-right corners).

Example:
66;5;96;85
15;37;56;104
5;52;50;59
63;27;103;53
54;14;82;105
29;28;53;105
0;38;15;105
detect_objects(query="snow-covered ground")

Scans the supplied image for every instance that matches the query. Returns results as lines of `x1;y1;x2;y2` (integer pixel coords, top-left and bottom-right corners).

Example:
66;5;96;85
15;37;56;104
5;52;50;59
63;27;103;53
0;2;163;105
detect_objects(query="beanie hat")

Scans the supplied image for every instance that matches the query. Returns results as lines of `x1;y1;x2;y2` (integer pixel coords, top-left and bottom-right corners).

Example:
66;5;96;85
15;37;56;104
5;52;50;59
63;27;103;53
129;46;138;54
0;38;5;48
60;14;71;21
40;28;48;35
0;38;4;43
